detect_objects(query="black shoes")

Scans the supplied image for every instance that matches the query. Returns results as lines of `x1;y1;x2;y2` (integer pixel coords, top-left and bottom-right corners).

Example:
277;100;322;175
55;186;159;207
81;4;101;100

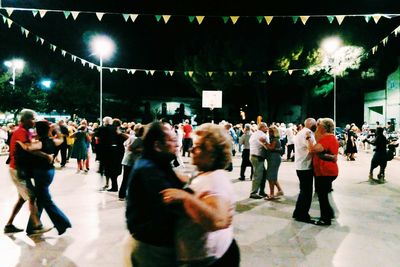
314;219;331;226
4;224;24;234
249;194;263;199
238;177;245;181
107;188;118;192
294;217;316;224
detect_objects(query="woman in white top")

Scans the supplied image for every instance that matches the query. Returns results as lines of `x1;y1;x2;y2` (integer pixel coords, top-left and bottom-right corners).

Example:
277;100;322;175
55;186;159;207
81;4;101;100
161;123;240;267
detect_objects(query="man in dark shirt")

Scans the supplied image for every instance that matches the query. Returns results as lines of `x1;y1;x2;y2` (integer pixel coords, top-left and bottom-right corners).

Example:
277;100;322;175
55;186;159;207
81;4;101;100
126;121;184;266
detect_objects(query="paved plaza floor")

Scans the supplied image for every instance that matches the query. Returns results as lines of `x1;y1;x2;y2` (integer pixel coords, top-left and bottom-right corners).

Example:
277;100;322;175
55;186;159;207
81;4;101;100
0;150;399;267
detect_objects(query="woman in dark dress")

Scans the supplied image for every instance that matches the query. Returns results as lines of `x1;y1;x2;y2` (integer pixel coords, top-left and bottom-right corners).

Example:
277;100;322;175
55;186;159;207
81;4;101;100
366;127;388;183
345;126;358;160
18;121;72;235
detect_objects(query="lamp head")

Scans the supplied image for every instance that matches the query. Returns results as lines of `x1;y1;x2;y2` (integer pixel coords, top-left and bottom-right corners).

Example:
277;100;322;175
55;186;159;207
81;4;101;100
90;35;115;60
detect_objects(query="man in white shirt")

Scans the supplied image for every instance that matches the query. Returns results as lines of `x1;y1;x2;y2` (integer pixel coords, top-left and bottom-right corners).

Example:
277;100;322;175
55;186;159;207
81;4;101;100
292;118;317;223
249;122;269;199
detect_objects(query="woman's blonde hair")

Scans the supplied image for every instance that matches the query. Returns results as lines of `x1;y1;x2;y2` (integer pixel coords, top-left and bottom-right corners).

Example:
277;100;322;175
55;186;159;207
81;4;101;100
319;118;335;133
194;123;232;171
268;125;280;138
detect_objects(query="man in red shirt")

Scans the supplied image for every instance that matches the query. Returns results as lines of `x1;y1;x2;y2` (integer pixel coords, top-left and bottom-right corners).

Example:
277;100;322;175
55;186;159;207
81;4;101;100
4;109;51;235
182;119;193;157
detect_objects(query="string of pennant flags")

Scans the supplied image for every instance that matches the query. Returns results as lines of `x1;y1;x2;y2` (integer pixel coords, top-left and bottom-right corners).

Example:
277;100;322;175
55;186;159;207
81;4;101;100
1;6;400;25
1;12;400;78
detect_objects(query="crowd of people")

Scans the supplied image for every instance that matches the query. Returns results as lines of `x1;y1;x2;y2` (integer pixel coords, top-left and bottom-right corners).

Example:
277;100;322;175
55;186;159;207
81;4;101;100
2;108;398;266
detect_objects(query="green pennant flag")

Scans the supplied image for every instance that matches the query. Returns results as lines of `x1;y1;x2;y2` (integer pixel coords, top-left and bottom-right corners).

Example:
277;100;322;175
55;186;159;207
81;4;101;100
2;16;6;23
256;16;264;23
35;36;40;42
188;16;195;23
145;70;149;75
64;11;71;19
155;15;162;22
292;16;299;24
222;16;229;24
32;10;38;17
327;16;335;24
122;14;129;22
365;16;371;23
184;71;188;76
164;71;169;76
20;27;25;35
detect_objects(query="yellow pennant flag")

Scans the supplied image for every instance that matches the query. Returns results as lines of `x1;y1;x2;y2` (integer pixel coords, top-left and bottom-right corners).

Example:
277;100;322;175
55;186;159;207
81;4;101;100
267;70;272;76
188;71;194;77
336;15;345;25
372;46;378;54
130;14;138;22
248;71;252;76
372;15;381;24
230;16;239;24
288;70;293;75
6;8;14;16
208;71;213;77
196;16;205;24
169;71;174;76
300;16;309;25
162;15;171;23
71;11;80;20
39;10;47;18
264;16;273;25
228;71;234;77
7;19;12;28
96;12;105;21
150;70;156;75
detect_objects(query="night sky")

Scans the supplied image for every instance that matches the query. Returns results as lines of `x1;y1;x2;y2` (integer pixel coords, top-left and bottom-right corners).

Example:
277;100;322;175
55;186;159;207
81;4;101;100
1;0;400;123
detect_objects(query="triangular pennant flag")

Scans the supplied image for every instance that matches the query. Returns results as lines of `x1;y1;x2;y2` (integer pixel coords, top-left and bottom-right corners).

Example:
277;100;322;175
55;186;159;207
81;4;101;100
126;69;130;74
96;12;105;21
372;15;381;24
24;29;29;38
196;16;205;24
35;36;39;42
109;68;114;73
336;15;345;25
288;70;293;75
292;16;299;24
155;15;162;22
130;14;138;22
145;70;149;75
327;16;335;24
6;8;14;16
162;15;171;23
122;14;130;22
40;38;44;45
169;71;174;76
130;69;136;74
383;37;389;46
39;10;47;18
394;25;400;36
71;11;80;20
228;71;234;77
150;70;156;75
188;71;194;77
2;16;6;23
222;16;230;24
256;16;264;23
372;46;378;54
52;44;57;52
264;16;273;25
71;55;77;62
7;19;12;28
248;71;253;76
183;71;188;76
97;66;101;72
230;16;239;24
188;16;195;23
164;71;169;76
208;72;213;77
89;63;95;69
20;27;25;35
32;10;38;17
300;16;309;25
364;16;371;23
267;70;273;76
64;11;71;19
61;50;66;56
81;59;86;66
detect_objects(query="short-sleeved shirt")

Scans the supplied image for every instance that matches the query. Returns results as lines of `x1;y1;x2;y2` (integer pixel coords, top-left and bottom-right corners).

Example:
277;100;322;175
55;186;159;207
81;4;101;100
183;124;193;139
294;128;316;170
9;125;32;169
312;134;339;177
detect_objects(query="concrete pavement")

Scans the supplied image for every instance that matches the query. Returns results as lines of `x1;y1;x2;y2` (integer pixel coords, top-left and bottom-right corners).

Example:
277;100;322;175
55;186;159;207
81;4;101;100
0;150;399;267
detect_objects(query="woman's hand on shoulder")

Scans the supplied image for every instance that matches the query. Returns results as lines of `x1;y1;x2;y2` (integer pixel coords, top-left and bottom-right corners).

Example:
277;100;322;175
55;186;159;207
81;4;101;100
161;188;191;204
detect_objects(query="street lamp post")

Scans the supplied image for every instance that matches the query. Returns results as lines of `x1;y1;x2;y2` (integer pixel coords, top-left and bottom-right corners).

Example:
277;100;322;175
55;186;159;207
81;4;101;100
89;35;115;123
4;59;25;90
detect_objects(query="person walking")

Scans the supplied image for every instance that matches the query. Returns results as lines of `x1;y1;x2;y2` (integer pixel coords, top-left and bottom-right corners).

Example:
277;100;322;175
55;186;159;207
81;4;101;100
239;123;253;181
366;127;388;183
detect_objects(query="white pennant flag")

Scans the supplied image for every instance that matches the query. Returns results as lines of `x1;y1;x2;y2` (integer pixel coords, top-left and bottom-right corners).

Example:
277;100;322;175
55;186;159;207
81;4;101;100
372;15;381;24
71;11;80;20
150;70;156;75
96;12;105;21
394;25;400;36
40;38;44;45
130;69;136;74
383;37;388;46
300;16;309;25
52;44;57;52
288;70;293;75
6;8;14;16
162;15;171;23
61;50;66;56
336;15;345;25
81;59;86;66
169;71;174;76
24;29;29;38
248;71;252;76
228;71;234;77
267;70;272;76
89;63;94;69
97;66;101;72
71;55;76;62
109;68;114;73
39;10;47;18
7;19;12;28
130;14;138;22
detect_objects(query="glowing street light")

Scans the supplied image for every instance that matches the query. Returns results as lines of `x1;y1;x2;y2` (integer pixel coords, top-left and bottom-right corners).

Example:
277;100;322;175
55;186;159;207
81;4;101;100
320;37;342;128
89;35;115;123
4;58;25;90
40;79;53;89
